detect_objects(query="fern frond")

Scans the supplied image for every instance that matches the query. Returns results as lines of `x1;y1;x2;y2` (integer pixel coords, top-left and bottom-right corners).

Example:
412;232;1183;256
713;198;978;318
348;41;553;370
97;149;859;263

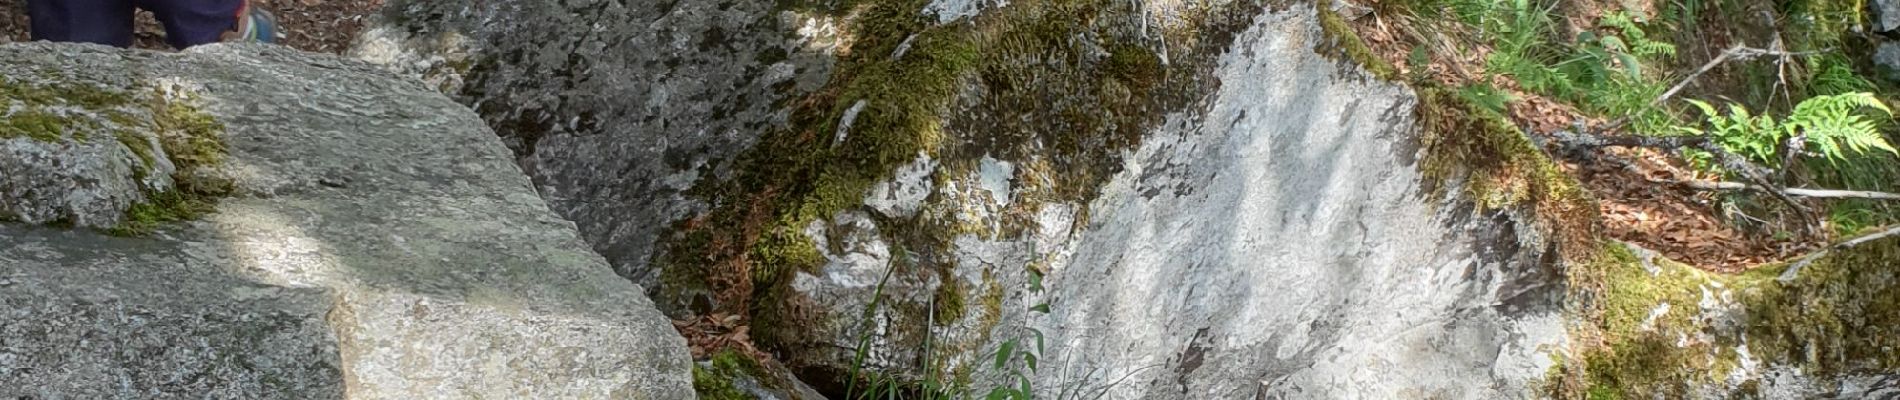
1786;93;1898;161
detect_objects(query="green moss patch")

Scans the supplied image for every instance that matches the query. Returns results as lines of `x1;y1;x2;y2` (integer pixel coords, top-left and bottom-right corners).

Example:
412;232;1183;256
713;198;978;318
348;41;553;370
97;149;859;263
693;351;757;400
1557;234;1900;398
107;91;231;236
1;76;230;235
1;76;137;142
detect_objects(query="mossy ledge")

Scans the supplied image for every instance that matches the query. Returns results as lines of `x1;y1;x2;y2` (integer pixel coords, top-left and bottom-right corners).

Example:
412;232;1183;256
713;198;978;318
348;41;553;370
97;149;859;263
0;75;231;235
1312;0;1595;247
1551;233;1900;398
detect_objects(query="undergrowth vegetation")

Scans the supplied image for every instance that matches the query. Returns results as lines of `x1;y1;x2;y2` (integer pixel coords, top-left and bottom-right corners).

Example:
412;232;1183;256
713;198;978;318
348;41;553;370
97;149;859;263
1385;0;1900;236
1365;0;1900;396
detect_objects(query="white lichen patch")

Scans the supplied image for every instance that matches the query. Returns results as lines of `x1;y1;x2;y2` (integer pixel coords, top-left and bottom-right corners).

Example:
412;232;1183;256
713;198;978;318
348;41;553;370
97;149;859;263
924;0;1010;24
865;152;939;218
785;11;845;55
1638;302;1672;332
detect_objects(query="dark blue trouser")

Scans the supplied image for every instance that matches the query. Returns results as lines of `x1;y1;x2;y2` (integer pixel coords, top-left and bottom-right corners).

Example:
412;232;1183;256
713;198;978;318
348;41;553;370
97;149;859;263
28;0;241;49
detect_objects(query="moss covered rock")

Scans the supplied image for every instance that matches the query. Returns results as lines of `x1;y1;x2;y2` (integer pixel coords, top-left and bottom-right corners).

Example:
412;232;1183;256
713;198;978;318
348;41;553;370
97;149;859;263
1555;235;1900;398
0;69;225;231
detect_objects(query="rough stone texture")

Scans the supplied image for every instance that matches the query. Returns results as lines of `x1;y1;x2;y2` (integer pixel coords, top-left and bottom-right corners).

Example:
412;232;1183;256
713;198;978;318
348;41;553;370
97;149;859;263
1876;41;1900;83
0;134;154;227
757;3;1570;397
352;0;836;294
0;52;182;228
1028;9;1563;397
1878;0;1900;32
0;43;692;399
925;0;1009;23
356;0;1570;396
348;0;1900;398
0;227;342;399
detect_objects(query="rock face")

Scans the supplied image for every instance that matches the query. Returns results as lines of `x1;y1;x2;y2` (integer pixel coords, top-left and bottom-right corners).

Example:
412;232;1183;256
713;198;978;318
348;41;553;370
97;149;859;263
361;0;1564;396
352;0;836;294
358;0;1900;398
1024;8;1563;397
0;43;692;399
1877;0;1900;32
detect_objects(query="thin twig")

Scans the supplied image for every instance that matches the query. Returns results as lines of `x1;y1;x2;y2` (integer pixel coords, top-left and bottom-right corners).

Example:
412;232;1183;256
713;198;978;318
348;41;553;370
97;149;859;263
1596;44;1829;134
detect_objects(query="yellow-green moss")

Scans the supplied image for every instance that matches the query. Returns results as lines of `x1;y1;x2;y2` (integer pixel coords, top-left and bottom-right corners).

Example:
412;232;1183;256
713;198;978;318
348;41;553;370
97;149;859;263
1558;244;1710;398
1738;238;1900;375
932;271;969;326
1562;234;1900;398
1;76;137;142
0;111;68;142
1313;0;1400;81
694;350;763;400
3;76;229;235
108;93;230;236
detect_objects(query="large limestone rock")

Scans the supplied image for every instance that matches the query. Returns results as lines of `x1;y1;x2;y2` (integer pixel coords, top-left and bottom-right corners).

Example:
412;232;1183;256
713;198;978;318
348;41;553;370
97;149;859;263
771;4;1568;397
0;43;692;399
1022;8;1562;397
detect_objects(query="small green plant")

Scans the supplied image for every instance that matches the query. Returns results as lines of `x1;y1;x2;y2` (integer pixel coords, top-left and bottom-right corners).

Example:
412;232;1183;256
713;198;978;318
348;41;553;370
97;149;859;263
1805;54;1876;96
1676;93;1896;166
1480;6;1680;133
1456;82;1517;115
842;259;1058;399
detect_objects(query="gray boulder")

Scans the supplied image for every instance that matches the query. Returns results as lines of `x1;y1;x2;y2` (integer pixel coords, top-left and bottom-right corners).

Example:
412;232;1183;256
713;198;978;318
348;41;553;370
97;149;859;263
0;43;692;399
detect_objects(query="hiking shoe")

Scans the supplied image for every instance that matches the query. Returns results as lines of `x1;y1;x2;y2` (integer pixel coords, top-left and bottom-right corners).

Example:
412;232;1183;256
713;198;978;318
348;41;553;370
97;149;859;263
225;0;282;44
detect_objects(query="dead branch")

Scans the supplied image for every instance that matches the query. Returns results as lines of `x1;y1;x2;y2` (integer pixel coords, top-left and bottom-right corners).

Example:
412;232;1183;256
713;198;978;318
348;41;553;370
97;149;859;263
1545;130;1707;150
1674;181;1900;201
1544;128;1819;230
1779;225;1900;282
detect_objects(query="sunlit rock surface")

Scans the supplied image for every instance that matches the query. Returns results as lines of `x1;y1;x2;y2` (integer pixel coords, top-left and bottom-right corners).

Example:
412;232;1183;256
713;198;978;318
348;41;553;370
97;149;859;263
1026;8;1564;397
0;43;691;399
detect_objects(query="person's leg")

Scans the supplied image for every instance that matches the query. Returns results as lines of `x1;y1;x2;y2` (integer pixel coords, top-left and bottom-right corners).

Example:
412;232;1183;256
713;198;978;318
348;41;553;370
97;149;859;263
26;0;137;47
134;0;243;49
